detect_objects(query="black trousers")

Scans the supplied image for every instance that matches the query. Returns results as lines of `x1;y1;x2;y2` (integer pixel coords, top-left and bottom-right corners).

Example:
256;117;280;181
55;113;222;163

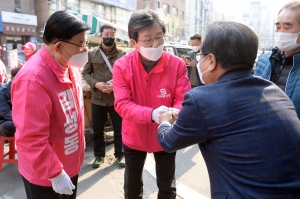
0;121;15;136
22;175;78;199
123;144;176;199
92;103;123;158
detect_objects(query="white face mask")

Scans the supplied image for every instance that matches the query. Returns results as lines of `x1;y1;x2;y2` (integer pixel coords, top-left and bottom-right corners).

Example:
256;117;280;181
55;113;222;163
274;32;300;52
197;55;208;85
61;43;88;68
138;44;164;61
192;46;201;52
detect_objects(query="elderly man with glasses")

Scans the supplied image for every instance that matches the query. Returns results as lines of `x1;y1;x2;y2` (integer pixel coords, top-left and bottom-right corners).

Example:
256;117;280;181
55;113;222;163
11;11;90;199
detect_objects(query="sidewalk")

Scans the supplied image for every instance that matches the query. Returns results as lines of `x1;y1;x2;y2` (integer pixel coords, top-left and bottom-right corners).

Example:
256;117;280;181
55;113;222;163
0;130;184;199
0;129;210;199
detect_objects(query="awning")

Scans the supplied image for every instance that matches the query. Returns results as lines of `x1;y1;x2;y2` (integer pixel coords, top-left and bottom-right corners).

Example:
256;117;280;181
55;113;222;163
74;14;131;46
74;14;99;34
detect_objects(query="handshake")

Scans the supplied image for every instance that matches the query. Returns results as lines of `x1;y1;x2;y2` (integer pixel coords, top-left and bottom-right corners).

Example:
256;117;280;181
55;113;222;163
151;105;180;124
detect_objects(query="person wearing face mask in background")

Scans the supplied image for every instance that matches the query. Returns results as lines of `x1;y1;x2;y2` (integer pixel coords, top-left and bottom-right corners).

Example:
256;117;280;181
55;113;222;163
157;21;300;198
82;24;126;168
21;42;37;61
181;34;203;88
254;0;300;119
11;11;90;199
113;9;191;199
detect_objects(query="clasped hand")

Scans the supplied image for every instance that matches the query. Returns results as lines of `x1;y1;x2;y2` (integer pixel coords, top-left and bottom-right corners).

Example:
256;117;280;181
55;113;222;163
95;82;113;94
152;105;180;124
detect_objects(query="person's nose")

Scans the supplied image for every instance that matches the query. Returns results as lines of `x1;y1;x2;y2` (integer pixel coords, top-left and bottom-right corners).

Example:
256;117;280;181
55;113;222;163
151;38;159;48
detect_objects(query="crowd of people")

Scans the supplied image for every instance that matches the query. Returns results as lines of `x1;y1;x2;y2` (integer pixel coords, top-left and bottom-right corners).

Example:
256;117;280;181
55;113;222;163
1;0;300;198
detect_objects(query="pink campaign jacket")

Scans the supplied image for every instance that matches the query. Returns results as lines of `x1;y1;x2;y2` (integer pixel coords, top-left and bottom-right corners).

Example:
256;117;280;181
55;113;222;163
11;46;85;186
113;50;191;152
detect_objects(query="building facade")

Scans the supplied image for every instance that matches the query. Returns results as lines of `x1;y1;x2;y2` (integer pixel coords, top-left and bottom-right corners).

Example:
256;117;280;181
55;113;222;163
137;0;186;42
185;0;213;43
0;0;37;66
35;0;134;47
242;1;275;50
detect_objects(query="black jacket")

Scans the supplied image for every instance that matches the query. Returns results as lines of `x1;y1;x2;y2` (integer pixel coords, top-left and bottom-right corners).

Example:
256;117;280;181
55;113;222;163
0;81;12;124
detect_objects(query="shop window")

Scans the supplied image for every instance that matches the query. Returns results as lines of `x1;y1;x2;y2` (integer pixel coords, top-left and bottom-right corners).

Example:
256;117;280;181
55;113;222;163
143;0;151;9
15;0;22;12
180;11;184;20
162;3;170;14
15;0;20;7
15;7;22;13
172;7;178;16
156;1;160;9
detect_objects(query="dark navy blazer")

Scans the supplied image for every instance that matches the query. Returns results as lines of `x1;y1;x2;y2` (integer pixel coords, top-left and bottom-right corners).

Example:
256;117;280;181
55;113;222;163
158;70;300;198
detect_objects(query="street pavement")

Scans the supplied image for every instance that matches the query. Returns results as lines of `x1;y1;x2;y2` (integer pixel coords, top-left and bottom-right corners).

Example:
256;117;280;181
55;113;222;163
0;130;211;199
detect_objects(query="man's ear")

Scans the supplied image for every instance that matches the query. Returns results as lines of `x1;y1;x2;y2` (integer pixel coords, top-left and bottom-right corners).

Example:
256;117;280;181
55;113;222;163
54;42;62;54
207;54;218;72
130;39;137;49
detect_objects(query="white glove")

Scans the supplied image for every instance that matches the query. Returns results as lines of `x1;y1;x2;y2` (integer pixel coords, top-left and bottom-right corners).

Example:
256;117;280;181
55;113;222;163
50;170;75;195
152;105;169;124
169;108;180;114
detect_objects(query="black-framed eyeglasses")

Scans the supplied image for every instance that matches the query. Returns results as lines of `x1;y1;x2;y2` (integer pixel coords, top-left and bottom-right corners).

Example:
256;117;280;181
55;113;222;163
54;40;89;50
138;36;165;46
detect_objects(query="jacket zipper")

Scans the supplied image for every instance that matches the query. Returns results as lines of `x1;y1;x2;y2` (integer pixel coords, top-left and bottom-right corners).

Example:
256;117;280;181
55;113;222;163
285;57;294;93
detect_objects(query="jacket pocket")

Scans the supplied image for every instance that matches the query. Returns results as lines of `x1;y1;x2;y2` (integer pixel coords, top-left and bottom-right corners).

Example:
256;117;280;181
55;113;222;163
91;88;103;100
211;193;227;199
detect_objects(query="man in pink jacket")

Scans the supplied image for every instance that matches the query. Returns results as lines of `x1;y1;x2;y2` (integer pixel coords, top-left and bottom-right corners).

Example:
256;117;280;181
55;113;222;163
11;11;90;199
113;9;191;199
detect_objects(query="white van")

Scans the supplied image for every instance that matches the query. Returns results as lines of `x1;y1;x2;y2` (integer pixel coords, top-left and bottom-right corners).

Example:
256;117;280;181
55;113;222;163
163;42;192;58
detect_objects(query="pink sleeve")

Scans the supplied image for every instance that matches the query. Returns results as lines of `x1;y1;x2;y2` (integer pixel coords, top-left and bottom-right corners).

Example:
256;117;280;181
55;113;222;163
113;61;153;124
12;79;63;180
173;60;192;109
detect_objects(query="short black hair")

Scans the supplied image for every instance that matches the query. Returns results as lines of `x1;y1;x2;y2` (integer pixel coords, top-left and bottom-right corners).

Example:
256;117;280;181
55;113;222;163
201;21;258;71
43;11;90;44
11;67;22;78
190;34;202;41
128;9;166;41
100;24;116;34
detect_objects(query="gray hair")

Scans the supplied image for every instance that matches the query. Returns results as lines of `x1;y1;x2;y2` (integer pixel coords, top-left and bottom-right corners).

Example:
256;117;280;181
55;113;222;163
201;21;258;71
278;0;300;15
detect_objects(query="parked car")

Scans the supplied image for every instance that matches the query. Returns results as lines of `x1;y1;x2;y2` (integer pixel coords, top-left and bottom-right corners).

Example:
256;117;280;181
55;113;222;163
163;42;192;58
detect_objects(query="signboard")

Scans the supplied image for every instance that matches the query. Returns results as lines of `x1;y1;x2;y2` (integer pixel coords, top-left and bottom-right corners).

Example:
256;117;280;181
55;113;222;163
30;37;37;43
2;23;36;36
0;59;8;83
1;11;37;26
97;0;136;11
9;49;18;69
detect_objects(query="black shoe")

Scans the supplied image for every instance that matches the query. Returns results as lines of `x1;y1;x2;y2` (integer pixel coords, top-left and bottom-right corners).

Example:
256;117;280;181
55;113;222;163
92;156;104;168
116;156;125;167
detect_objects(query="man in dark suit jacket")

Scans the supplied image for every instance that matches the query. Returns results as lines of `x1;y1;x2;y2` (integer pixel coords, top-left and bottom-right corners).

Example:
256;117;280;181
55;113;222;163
157;21;300;198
